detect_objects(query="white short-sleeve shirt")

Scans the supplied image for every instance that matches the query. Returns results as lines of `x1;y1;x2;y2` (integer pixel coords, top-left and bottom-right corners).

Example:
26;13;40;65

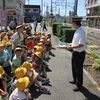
9;88;28;100
72;27;86;52
11;32;24;47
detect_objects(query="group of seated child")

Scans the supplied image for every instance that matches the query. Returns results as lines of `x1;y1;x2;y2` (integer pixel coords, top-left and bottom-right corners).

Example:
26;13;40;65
0;23;52;100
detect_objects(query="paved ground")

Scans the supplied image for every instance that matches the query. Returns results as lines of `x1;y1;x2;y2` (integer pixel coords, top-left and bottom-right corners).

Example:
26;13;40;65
30;24;100;100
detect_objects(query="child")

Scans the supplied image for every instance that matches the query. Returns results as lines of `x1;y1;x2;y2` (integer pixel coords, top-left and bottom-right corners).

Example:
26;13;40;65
12;47;22;73
32;52;42;75
0;66;9;100
14;67;50;94
11;67;27;91
22;62;50;93
27;37;34;56
23;30;28;45
47;33;51;39
9;77;31;100
0;42;11;75
6;42;14;61
21;45;27;64
45;39;52;52
22;61;49;85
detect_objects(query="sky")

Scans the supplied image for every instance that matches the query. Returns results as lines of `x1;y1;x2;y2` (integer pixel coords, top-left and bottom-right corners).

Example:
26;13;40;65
25;0;86;16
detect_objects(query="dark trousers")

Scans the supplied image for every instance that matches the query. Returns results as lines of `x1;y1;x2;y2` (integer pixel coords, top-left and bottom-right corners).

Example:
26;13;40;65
72;51;86;88
43;25;47;31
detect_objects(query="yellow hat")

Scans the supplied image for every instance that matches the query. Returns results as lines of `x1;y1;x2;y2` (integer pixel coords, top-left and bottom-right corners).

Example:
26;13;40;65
6;42;12;47
23;30;27;34
0;73;2;78
22;23;26;26
38;31;41;34
38;43;43;47
34;45;39;49
15;47;22;52
34;31;37;35
15;67;27;79
34;52;41;59
27;36;32;40
22;61;32;70
8;30;12;35
16;77;29;92
21;45;27;49
0;42;4;47
0;65;5;75
32;36;36;38
40;39;44;43
36;46;43;52
2;36;8;42
41;36;46;39
16;25;23;29
47;39;51;42
1;32;6;36
41;32;45;35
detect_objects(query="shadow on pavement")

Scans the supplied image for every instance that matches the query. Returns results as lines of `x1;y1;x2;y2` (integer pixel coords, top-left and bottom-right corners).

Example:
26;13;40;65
44;57;51;62
42;83;52;87
80;86;100;100
30;84;51;99
30;84;42;98
52;47;56;50
49;52;56;57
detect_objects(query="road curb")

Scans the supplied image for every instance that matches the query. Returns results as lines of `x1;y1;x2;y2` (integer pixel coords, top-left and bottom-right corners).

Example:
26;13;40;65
54;35;100;93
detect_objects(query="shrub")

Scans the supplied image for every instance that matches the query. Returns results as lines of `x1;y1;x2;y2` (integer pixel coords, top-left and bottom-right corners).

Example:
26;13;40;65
60;28;75;43
52;23;62;35
56;26;72;37
56;24;63;37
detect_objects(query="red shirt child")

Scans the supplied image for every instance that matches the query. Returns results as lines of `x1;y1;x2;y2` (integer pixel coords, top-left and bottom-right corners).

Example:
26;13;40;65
27;37;34;49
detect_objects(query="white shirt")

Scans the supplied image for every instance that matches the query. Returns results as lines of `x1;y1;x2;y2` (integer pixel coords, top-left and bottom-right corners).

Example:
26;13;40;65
9;21;16;28
11;32;24;47
72;27;86;52
9;88;28;100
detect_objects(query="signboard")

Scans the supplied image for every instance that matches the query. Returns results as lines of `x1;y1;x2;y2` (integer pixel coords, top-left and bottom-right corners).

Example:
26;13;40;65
0;10;7;26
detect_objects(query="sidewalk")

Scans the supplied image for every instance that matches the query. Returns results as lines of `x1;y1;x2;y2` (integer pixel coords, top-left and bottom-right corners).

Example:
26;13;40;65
32;25;100;100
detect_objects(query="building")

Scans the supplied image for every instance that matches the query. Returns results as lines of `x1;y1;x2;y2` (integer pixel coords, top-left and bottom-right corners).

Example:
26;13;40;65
24;5;41;22
0;0;25;24
85;0;100;27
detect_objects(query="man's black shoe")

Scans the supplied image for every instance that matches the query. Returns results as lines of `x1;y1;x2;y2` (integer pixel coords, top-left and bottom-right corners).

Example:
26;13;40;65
73;86;81;92
69;80;75;84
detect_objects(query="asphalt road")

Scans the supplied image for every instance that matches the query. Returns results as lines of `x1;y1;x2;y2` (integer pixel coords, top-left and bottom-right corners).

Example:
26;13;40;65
30;24;100;100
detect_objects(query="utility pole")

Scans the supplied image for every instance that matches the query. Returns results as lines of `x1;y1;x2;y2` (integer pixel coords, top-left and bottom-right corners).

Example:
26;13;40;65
65;0;67;20
2;0;7;31
2;0;6;10
74;0;78;16
41;0;43;16
50;0;53;25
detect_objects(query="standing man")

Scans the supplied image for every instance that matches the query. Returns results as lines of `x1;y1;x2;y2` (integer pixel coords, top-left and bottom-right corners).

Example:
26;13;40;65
33;17;38;31
9;18;17;30
66;16;86;91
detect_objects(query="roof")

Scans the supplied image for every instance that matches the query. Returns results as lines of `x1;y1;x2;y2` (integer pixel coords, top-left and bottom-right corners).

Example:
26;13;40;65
24;5;40;8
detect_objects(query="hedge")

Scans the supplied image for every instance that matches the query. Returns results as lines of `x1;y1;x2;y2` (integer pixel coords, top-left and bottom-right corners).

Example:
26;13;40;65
56;26;72;37
60;28;75;43
52;23;62;35
56;24;63;37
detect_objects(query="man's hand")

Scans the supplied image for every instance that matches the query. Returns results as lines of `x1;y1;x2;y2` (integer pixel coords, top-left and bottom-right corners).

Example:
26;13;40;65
66;45;73;50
